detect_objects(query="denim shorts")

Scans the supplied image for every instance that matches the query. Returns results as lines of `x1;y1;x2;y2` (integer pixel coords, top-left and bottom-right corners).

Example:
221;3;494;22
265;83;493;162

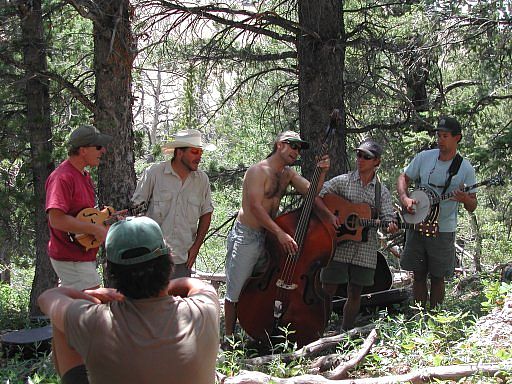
400;230;456;278
225;220;266;302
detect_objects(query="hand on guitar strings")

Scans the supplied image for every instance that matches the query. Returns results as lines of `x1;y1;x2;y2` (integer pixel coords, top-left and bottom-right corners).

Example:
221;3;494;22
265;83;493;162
386;221;399;234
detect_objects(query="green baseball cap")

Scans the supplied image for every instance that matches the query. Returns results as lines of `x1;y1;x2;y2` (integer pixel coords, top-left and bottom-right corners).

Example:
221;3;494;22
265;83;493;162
106;217;169;265
68;124;113;148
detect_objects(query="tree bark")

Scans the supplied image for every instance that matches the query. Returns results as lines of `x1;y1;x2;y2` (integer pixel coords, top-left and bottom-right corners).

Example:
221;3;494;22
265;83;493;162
18;0;58;316
297;0;346;180
92;0;137;212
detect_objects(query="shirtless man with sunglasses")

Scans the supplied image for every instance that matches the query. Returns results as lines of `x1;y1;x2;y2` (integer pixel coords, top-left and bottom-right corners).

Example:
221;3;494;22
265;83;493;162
223;131;330;343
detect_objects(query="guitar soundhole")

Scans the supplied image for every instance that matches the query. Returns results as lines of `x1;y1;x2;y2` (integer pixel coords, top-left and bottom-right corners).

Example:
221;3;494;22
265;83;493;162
346;214;358;230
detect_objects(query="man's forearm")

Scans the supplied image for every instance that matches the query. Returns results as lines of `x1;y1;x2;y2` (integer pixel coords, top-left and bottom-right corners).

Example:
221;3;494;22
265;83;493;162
167;277;216;297
193;212;212;246
397;173;410;201
38;287;88;331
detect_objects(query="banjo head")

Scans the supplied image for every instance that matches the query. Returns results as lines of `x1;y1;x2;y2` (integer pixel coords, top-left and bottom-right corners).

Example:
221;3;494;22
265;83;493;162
402;187;438;224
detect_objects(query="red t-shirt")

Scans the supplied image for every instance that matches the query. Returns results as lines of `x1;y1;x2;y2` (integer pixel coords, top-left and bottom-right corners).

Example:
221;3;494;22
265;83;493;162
45;159;98;262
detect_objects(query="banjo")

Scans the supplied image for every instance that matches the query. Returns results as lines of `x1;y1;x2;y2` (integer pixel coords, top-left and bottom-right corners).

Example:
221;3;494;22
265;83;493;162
402;175;503;224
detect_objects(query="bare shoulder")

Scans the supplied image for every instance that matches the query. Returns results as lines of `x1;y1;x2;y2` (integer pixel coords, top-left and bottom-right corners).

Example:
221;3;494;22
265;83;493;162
285;165;304;184
246;159;272;179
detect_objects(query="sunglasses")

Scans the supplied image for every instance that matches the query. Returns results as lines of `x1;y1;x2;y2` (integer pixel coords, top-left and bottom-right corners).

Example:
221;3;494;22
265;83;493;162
88;145;104;150
188;147;203;155
356;151;375;160
284;141;302;151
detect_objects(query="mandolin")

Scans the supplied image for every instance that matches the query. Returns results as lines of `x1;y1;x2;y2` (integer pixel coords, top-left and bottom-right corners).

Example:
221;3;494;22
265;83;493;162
69;202;148;250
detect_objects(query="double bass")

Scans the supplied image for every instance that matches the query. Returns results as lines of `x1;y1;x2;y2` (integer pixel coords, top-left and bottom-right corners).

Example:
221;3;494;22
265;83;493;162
237;118;337;347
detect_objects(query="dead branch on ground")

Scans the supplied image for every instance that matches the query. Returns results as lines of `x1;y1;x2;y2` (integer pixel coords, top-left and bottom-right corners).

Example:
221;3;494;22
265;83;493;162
241;324;375;368
325;329;378;379
218;359;512;383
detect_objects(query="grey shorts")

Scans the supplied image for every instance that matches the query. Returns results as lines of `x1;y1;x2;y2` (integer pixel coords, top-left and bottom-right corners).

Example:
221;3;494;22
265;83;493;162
225;220;266;303
320;261;375;287
400;230;456;278
50;259;100;290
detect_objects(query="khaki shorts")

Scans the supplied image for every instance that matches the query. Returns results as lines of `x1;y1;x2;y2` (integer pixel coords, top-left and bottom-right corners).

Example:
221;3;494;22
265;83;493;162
400;230;456;278
320;261;375;287
50;259;101;290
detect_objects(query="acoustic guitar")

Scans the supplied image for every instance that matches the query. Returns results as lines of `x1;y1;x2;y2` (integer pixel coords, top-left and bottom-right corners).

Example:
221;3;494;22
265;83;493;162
69;202;148;250
322;193;438;243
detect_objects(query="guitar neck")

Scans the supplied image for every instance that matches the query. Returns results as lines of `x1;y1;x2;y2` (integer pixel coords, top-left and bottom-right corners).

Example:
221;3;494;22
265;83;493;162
103;202;148;226
104;215;122;226
359;218;426;231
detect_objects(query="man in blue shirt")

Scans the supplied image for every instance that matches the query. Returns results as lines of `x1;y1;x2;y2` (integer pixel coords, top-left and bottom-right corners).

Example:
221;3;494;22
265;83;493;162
397;116;477;309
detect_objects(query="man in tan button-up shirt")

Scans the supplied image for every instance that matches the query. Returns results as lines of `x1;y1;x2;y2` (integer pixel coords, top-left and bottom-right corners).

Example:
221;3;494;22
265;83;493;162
132;129;215;278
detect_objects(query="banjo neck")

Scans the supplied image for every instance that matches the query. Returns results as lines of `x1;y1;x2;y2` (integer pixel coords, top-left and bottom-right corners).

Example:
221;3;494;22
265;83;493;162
432;179;495;205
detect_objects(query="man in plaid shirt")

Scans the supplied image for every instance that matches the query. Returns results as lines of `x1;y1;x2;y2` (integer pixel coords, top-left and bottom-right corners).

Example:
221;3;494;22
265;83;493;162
315;138;397;330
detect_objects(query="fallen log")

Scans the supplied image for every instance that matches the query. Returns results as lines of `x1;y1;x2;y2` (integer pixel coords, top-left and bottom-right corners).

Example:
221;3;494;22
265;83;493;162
325;329;378;380
241;324;374;368
218;359;512;383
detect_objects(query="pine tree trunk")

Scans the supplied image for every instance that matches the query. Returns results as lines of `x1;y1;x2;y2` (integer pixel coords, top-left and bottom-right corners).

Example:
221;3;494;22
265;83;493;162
18;0;58;316
297;0;347;180
92;0;137;214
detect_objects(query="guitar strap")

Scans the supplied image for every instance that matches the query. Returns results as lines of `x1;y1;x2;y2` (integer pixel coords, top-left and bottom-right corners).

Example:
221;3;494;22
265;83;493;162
374;173;381;218
441;153;463;195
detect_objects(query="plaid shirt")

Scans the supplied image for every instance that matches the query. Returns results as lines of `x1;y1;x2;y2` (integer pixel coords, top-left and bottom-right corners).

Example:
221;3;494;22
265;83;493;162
319;171;395;268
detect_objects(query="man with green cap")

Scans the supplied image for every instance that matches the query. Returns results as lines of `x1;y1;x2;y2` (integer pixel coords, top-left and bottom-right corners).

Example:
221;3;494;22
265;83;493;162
38;216;220;384
45;124;113;291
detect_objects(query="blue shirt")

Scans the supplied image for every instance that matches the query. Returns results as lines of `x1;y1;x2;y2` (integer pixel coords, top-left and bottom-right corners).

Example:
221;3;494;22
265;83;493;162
404;149;476;232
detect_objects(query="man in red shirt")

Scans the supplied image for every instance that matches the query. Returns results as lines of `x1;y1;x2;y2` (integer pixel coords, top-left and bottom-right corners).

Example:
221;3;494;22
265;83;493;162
45;125;112;290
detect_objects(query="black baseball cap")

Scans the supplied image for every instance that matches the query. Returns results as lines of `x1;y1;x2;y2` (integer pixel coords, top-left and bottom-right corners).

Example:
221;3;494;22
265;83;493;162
356;138;383;158
434;116;462;136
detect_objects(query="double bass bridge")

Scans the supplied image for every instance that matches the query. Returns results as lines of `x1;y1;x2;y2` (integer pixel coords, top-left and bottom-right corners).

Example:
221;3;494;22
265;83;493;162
276;279;298;290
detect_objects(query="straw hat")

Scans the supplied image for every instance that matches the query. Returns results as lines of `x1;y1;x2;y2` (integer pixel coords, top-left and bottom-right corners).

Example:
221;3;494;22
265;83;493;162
162;129;216;154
